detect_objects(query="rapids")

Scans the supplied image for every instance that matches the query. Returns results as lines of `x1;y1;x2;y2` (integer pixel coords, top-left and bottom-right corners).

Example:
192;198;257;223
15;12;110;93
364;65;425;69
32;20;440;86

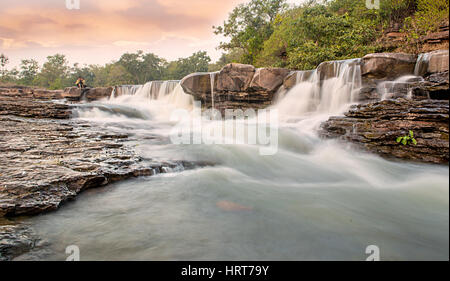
18;63;449;261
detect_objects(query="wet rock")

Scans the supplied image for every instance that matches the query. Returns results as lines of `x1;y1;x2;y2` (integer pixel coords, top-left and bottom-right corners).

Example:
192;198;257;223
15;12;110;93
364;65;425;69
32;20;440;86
249;68;290;93
0;95;71;119
362;53;417;79
0;224;39;261
320;99;449;164
412;71;449;100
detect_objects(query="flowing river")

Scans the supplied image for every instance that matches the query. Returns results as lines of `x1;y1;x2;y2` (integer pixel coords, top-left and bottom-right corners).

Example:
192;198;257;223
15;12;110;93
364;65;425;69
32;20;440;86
18;61;449;261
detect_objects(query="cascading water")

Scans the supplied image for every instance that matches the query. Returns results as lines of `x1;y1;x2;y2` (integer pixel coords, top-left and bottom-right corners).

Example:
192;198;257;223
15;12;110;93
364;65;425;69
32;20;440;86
275;59;362;121
210;72;218;109
378;75;424;100
20;59;449;261
414;53;431;76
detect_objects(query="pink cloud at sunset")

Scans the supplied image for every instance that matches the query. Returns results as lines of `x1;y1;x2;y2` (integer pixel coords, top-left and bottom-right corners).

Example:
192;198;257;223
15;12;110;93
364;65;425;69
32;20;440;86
0;0;251;67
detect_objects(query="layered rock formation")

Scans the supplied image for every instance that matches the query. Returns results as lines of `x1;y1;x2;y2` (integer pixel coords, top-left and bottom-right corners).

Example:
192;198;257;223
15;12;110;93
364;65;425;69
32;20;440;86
0;113;203;217
0;95;70;119
181;63;291;112
320;99;449;164
320;50;449;164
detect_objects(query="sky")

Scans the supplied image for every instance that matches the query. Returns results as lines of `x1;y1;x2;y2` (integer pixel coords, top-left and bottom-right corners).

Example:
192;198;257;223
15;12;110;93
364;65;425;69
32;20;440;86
0;0;300;69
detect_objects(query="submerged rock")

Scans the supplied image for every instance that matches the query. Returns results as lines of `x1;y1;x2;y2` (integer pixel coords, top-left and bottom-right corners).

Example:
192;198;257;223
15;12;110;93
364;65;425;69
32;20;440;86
0;224;39;261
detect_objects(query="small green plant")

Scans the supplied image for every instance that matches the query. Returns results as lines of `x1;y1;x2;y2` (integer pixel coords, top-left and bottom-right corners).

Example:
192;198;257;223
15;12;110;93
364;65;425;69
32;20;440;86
396;130;418;146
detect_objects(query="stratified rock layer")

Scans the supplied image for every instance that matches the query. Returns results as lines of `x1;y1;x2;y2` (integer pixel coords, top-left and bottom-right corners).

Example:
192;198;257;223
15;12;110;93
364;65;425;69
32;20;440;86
0;116;183;217
362;53;417;79
180;64;291;112
320;99;449;164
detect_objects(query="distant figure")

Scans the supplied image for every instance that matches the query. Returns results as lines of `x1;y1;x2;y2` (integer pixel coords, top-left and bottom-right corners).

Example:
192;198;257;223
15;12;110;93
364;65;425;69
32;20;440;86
75;77;86;89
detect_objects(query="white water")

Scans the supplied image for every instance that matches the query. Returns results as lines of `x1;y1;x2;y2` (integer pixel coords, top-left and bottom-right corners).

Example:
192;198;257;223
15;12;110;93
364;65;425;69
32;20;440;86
378;75;424;100
19;67;449;261
414;53;431;77
210;72;217;109
275;59;362;129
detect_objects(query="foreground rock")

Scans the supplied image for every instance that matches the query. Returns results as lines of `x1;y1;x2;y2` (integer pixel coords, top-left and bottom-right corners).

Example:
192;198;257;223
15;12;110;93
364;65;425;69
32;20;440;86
0;116;191;217
0;224;39;261
0;95;70;119
320;99;449;164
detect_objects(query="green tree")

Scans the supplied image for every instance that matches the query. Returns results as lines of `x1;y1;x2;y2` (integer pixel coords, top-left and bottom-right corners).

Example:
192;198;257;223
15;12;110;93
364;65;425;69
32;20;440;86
35;54;69;89
164;51;211;80
213;0;287;64
256;0;383;69
0;53;9;78
118;51;165;84
19;59;39;85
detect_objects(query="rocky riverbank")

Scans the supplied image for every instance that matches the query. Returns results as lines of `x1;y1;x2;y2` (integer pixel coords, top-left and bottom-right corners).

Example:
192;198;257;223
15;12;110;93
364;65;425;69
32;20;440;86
180;50;449;164
0;90;204;260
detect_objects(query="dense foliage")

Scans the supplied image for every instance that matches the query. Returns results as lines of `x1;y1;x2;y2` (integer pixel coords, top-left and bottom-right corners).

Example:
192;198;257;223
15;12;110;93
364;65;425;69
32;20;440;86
216;0;448;70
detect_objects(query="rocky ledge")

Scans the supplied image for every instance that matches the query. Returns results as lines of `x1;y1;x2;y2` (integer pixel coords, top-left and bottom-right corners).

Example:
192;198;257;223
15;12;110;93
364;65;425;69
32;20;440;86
320;99;449;164
0;91;206;260
181;64;290;112
0;115;189;217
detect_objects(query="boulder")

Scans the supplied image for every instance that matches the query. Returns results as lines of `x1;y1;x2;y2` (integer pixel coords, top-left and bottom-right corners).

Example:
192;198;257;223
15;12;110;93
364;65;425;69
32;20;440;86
84;87;113;101
317;59;362;80
362;53;417;79
216;63;255;92
62;87;82;101
180;72;215;100
249;68;290;93
427;50;449;74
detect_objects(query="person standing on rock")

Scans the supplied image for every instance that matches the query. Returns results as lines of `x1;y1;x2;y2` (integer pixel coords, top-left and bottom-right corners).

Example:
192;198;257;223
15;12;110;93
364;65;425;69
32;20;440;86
75;77;86;89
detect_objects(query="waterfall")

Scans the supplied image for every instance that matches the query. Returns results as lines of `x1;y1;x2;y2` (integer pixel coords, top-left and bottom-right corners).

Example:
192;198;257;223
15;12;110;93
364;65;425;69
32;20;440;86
210;72;217;109
110;87;116;99
114;85;143;97
414;53;430;76
157;81;179;100
164;84;193;109
378;75;424;100
276;59;362;116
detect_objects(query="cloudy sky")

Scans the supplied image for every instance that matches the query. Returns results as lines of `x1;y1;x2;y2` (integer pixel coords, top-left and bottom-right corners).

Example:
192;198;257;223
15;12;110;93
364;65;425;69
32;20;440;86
0;0;298;68
0;0;245;67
